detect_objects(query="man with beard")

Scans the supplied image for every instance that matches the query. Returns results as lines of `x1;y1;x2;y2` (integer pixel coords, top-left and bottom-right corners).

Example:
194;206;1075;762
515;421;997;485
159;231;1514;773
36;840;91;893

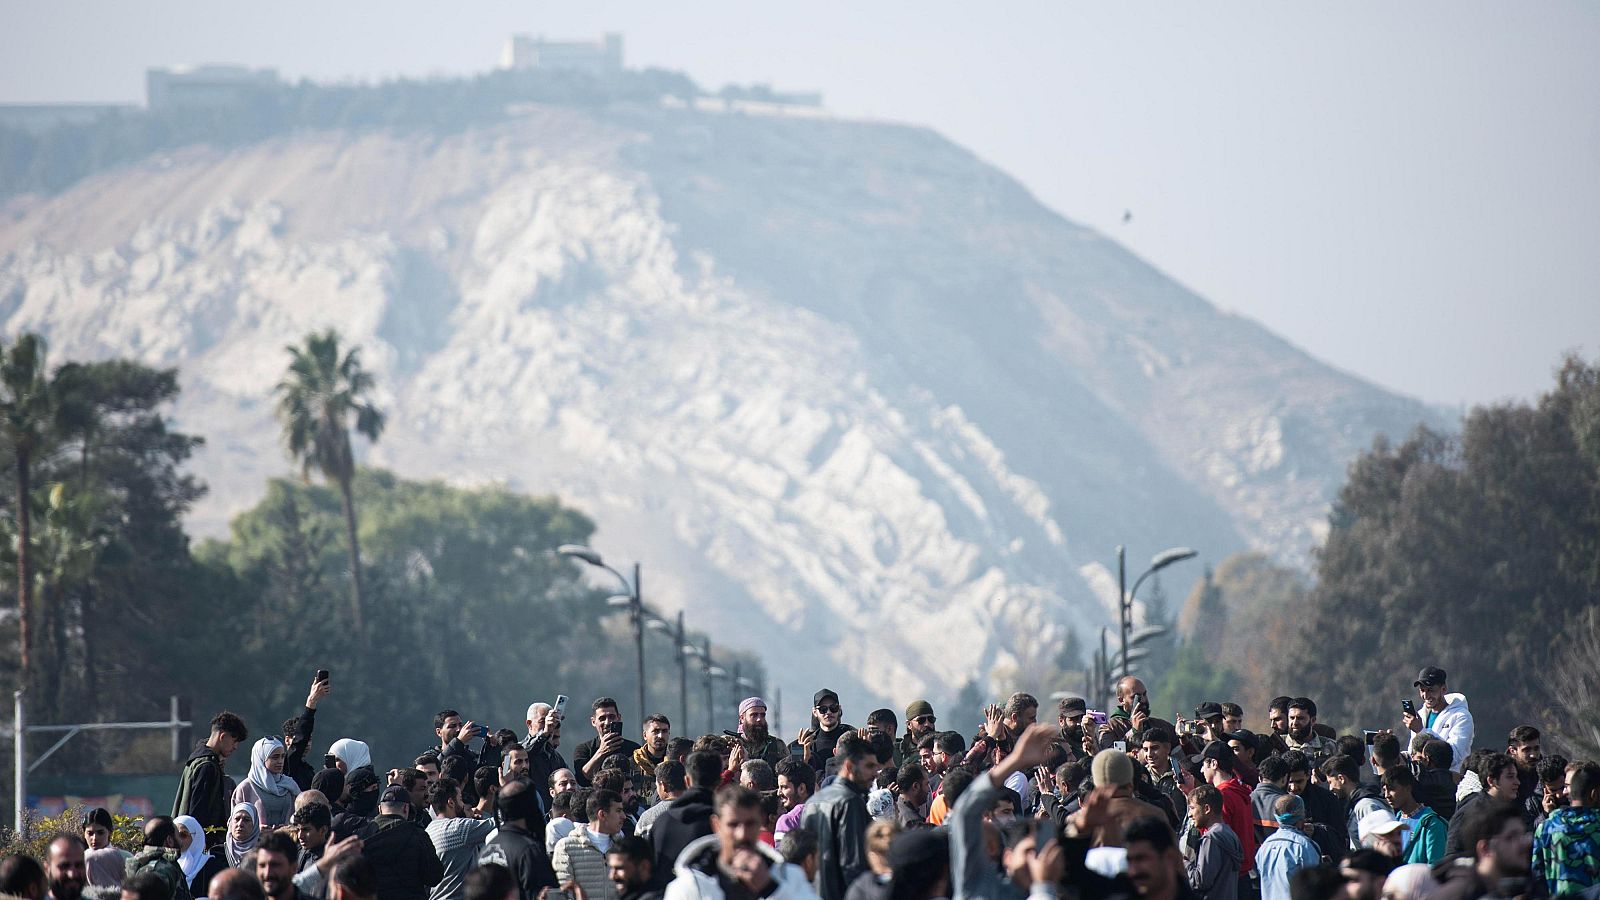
900;701;939;765
1401;667;1474;774
733;699;788;767
1283;699;1337;768
45;835;86;900
1505;726;1543;820
523;702;569;818
774;758;817;840
1433;802;1535;900
256;831;311;900
633;715;672;783
1263;697;1292;758
1099;677;1151;747
575;699;643;789
792;690;854;772
663;786;815;900
1055;696;1098;762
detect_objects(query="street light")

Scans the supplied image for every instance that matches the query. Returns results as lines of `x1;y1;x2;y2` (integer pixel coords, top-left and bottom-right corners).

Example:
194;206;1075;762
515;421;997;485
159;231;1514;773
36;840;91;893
559;545;647;724
647;613;692;729
1116;545;1197;682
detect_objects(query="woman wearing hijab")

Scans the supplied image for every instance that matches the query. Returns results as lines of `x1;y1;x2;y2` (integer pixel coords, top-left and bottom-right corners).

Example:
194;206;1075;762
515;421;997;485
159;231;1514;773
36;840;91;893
173;815;228;896
328;738;371;773
329;738;379;818
223;803;261;868
232;737;301;827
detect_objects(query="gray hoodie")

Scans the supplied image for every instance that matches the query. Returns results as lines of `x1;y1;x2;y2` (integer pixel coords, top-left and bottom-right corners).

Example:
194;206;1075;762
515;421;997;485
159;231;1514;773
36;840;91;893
1250;781;1289;846
1185;822;1243;900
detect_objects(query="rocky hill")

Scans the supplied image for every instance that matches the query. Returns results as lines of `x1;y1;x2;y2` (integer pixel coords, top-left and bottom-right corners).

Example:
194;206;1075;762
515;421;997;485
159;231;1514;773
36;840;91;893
0;102;1443;724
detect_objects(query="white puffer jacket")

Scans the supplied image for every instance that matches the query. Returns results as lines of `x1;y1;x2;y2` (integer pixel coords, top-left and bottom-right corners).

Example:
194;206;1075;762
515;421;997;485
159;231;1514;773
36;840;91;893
664;834;818;900
1419;693;1475;771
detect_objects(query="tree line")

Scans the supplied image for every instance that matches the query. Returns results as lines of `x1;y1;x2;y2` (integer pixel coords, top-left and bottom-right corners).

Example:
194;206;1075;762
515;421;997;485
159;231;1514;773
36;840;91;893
0;330;759;803
1159;355;1600;758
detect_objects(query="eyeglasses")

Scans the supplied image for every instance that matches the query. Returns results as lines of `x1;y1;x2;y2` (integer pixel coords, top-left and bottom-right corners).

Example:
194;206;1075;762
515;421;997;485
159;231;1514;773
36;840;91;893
816;705;841;715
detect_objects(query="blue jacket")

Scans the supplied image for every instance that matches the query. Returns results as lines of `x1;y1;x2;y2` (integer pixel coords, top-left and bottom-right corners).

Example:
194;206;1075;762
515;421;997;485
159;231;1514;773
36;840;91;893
1255;828;1320;900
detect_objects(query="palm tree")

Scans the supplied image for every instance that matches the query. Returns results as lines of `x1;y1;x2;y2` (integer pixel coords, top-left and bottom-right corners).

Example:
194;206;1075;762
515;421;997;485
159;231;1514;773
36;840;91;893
275;330;385;637
0;334;55;692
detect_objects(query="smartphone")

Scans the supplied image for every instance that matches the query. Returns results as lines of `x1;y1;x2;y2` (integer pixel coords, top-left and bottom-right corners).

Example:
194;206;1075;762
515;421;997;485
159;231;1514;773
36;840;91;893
1113;740;1127;752
1363;730;1379;746
553;694;569;720
315;669;330;683
1087;710;1108;728
1034;817;1057;846
323;753;338;769
605;721;624;736
1401;700;1416;716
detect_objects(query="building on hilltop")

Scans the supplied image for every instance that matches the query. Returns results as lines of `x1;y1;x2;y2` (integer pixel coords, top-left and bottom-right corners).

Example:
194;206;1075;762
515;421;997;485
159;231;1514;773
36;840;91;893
146;64;281;110
499;33;623;75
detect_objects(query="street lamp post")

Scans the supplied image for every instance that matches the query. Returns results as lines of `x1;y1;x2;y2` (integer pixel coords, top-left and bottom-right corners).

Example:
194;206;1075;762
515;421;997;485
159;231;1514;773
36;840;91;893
1116;545;1197;681
675;611;688;729
559;545;647;724
702;638;723;736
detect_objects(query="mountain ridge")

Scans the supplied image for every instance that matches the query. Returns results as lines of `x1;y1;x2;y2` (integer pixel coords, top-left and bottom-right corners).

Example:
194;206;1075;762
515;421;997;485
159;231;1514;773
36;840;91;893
0;102;1446;725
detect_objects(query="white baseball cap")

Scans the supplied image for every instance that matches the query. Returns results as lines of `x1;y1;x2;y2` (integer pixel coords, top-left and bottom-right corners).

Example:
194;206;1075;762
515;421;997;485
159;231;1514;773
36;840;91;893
1359;811;1410;840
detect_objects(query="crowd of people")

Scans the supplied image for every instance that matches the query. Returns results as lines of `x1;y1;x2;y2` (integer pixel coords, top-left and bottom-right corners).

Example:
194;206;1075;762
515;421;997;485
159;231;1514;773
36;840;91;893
5;664;1600;900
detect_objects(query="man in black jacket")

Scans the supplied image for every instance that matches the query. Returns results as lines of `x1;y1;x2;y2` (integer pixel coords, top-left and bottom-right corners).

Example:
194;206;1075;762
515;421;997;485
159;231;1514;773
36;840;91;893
790;689;854;772
361;786;442;900
799;730;878;900
479;780;557;900
573;698;643;789
1283;750;1347;862
173;710;247;850
430;710;504;806
648;751;722;888
522;702;569;820
284;677;331;791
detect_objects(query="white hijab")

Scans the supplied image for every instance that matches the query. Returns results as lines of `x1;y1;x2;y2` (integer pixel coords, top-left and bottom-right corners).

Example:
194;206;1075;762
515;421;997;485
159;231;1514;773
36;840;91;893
173;815;210;882
248;737;300;797
329;737;372;772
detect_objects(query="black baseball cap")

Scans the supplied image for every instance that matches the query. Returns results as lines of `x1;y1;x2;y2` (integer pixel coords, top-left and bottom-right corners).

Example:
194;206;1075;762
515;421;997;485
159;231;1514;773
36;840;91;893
379;785;410;806
1225;729;1259;753
1195;701;1224;720
1199;741;1236;767
1058;696;1087;716
814;689;840;708
1414;667;1447;688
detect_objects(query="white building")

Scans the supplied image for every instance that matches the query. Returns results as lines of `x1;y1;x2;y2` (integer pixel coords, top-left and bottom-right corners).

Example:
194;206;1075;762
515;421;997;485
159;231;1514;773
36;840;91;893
146;65;281;110
499;33;623;75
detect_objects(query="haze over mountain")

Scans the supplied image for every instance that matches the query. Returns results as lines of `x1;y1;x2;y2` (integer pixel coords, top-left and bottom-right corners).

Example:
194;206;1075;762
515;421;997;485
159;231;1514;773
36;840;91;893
0;98;1445;721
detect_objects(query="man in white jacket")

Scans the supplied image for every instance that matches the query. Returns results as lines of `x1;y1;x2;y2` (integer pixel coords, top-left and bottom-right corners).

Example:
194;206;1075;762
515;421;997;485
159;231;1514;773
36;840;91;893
1402;667;1474;772
665;786;818;900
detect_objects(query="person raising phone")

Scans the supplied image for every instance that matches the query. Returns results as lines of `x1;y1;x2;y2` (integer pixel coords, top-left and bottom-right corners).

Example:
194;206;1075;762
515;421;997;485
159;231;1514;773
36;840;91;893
1400;667;1474;772
575;698;643;788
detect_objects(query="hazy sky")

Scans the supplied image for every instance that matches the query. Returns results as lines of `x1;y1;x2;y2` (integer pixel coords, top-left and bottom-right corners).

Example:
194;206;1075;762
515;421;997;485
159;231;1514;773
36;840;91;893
5;2;1596;407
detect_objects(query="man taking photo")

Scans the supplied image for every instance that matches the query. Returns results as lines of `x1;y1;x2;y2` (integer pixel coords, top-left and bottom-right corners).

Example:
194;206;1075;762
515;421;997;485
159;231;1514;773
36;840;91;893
1401;667;1473;773
575;699;643;789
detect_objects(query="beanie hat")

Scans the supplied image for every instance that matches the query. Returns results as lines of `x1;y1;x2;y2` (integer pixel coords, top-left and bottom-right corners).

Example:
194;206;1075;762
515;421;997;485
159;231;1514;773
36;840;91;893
1091;749;1135;788
905;700;934;721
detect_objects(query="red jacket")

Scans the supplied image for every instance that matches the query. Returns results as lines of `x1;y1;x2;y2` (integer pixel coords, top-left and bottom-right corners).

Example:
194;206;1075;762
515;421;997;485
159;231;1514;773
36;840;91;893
1218;777;1257;874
